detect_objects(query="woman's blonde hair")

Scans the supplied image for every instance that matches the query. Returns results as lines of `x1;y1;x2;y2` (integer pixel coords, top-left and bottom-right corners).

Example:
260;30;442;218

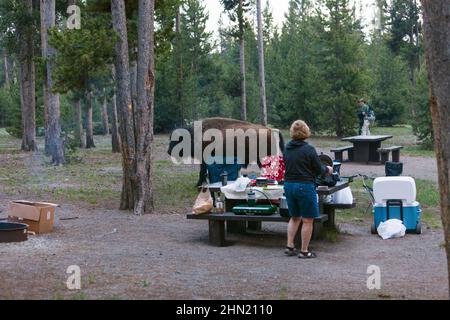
290;120;311;140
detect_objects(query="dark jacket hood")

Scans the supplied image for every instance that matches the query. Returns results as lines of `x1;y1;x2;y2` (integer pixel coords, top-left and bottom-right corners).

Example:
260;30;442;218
286;140;308;150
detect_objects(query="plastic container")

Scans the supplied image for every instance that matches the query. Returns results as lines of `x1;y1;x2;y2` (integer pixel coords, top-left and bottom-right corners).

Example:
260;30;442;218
373;201;421;234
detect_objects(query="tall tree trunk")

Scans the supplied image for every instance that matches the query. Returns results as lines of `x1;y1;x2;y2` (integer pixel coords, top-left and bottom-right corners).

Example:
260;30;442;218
256;0;267;126
111;0;137;211
68;0;82;149
130;61;138;110
175;5;184;125
74;99;85;148
3;51;10;88
41;0;64;165
101;90;110;135
420;0;450;298
111;93;121;153
19;0;37;152
134;0;155;215
12;59;18;85
238;0;247;121
85;91;95;148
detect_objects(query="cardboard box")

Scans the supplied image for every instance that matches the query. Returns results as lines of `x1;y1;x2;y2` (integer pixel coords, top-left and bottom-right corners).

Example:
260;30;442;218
8;201;59;234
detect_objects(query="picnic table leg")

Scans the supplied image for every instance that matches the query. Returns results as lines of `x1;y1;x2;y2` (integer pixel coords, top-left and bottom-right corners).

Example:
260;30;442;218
348;149;354;162
224;198;248;234
209;220;226;246
392;150;401;163
380;152;389;165
353;141;368;162
323;206;336;229
312;220;324;240
247;221;262;231
369;142;381;162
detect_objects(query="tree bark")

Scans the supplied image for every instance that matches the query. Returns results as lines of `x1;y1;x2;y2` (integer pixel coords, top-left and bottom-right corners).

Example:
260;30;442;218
238;0;247;121
420;0;450;298
85;91;95;148
175;5;184;125
111;93;121;153
12;59;18;85
130;61;138;112
101;90;110;135
19;0;37;152
111;0;137;211
256;0;267;126
3;51;10;88
41;0;64;165
134;0;155;215
74;99;85;148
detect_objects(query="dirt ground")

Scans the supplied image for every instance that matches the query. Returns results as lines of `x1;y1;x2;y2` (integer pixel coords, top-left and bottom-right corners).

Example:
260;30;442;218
0;203;447;300
0;131;448;300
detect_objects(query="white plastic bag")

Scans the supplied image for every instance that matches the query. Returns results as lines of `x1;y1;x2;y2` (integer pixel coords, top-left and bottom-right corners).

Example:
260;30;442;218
333;187;353;205
377;219;406;240
233;177;251;192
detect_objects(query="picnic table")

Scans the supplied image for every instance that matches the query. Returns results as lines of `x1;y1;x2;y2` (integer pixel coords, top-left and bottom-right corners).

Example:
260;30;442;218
342;135;393;163
189;181;355;246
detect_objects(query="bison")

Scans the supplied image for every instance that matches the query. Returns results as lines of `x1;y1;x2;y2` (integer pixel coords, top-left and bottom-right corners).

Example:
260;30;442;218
168;117;285;186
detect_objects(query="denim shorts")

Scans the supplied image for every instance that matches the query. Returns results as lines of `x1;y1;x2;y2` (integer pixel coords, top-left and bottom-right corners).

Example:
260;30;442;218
284;181;319;219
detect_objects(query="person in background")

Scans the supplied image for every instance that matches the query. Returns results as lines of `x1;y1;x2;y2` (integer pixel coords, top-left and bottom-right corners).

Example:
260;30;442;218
357;99;370;135
283;120;333;259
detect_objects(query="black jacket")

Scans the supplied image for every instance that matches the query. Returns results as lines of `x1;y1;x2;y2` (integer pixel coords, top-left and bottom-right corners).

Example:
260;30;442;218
284;140;327;183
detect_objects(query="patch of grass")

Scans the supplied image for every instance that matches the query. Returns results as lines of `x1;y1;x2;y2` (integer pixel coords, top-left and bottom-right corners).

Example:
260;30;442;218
70;292;87;300
421;209;442;229
154;160;198;210
139;280;150;288
87;274;96;285
402;145;435;158
278;285;288;300
371;125;413;137
416;179;440;207
323;226;342;242
377;293;392;299
52;293;65;300
415;179;442;229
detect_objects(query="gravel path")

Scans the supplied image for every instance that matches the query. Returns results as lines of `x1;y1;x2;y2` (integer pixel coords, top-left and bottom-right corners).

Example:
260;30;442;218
0;203;447;300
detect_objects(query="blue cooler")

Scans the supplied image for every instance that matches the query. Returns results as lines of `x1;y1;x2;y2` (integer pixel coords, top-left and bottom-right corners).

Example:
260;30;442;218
371;177;422;234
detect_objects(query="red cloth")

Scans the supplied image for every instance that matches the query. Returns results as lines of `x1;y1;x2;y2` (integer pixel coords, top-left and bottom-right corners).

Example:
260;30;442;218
261;156;285;181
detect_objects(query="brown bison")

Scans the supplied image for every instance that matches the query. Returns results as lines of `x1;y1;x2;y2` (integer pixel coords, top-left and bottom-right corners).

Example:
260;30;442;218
168;118;285;186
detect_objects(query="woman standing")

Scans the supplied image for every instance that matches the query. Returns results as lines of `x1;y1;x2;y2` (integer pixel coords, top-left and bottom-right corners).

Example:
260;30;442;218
283;120;333;259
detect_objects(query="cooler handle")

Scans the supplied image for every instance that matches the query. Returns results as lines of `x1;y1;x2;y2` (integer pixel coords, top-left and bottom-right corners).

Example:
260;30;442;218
386;199;404;222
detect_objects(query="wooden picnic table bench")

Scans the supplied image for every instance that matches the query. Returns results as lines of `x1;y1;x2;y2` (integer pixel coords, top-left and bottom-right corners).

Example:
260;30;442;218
377;146;403;164
330;146;354;162
187;212;329;247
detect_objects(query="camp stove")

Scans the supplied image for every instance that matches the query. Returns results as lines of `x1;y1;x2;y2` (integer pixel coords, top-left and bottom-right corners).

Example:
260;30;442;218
232;188;277;216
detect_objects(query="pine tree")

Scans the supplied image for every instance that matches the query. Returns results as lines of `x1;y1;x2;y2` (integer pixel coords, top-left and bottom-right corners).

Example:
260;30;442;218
387;0;422;118
221;0;253;121
318;0;368;136
367;35;409;126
